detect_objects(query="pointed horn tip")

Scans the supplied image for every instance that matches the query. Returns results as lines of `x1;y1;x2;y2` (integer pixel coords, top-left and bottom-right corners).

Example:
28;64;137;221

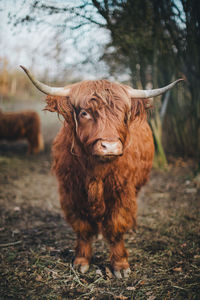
20;65;28;73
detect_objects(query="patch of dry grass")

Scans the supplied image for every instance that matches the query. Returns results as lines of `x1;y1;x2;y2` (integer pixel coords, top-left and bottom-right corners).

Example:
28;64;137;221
0;152;199;299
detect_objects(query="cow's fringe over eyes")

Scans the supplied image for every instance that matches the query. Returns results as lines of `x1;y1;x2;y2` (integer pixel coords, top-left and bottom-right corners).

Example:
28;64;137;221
45;81;152;124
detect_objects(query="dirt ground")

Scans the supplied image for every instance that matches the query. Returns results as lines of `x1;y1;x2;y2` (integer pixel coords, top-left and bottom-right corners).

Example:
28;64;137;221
0;98;200;299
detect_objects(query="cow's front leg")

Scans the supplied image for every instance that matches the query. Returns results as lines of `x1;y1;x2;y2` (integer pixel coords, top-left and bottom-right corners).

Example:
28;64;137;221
103;193;136;278
107;234;131;278
74;236;92;273
72;219;97;273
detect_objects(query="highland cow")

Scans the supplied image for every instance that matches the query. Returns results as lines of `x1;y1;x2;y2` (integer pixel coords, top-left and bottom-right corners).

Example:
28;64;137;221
0;109;44;154
21;65;183;277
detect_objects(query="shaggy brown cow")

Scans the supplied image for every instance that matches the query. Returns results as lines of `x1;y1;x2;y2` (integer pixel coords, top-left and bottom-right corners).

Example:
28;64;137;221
0;109;44;154
21;66;183;277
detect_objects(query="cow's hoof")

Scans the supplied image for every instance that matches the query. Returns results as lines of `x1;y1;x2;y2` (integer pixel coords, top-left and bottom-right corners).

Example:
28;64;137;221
123;267;131;278
73;257;90;274
113;267;131;279
80;264;89;274
114;270;122;279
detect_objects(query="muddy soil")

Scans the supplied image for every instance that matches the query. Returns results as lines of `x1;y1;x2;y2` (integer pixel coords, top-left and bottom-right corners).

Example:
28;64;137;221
0;99;199;299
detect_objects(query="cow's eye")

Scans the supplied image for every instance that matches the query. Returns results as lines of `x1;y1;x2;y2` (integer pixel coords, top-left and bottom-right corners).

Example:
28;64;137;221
79;110;90;119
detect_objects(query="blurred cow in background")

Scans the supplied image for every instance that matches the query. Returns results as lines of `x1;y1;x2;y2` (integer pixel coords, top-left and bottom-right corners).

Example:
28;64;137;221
0;109;44;154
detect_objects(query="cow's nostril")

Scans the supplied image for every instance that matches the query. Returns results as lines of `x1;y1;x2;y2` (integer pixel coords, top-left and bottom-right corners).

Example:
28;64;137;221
101;142;107;149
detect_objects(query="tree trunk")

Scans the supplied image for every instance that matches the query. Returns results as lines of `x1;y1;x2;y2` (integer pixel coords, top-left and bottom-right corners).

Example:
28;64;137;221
150;106;168;169
151;37;168;169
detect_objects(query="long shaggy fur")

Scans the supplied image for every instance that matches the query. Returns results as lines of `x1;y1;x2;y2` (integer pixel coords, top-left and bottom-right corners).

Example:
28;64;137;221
0;109;44;154
46;80;154;271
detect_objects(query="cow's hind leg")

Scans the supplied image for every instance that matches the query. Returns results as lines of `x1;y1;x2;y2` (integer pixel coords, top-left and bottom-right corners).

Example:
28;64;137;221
27;132;44;154
72;219;98;273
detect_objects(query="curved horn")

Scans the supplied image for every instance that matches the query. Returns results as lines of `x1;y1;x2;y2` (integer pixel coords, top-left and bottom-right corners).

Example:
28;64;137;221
20;66;70;96
128;79;184;98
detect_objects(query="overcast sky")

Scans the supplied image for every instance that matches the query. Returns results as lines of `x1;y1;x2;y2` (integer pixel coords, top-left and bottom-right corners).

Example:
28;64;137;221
0;0;111;82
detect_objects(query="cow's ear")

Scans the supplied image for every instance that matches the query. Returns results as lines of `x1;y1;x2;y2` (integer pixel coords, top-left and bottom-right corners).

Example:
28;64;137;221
44;96;59;112
44;95;75;126
44;96;73;115
143;98;154;110
130;98;153;121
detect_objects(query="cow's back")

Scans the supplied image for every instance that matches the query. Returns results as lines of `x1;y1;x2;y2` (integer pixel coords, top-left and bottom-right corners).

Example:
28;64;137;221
0;111;39;140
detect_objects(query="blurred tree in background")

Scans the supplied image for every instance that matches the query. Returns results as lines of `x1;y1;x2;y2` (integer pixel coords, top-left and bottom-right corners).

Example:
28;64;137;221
5;0;200;167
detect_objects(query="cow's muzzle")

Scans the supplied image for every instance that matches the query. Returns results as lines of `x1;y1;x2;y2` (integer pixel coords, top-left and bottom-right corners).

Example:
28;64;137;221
92;139;123;158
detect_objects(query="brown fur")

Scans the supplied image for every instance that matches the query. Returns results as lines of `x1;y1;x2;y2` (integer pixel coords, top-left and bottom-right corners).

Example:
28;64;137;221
46;80;154;272
0;109;44;154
